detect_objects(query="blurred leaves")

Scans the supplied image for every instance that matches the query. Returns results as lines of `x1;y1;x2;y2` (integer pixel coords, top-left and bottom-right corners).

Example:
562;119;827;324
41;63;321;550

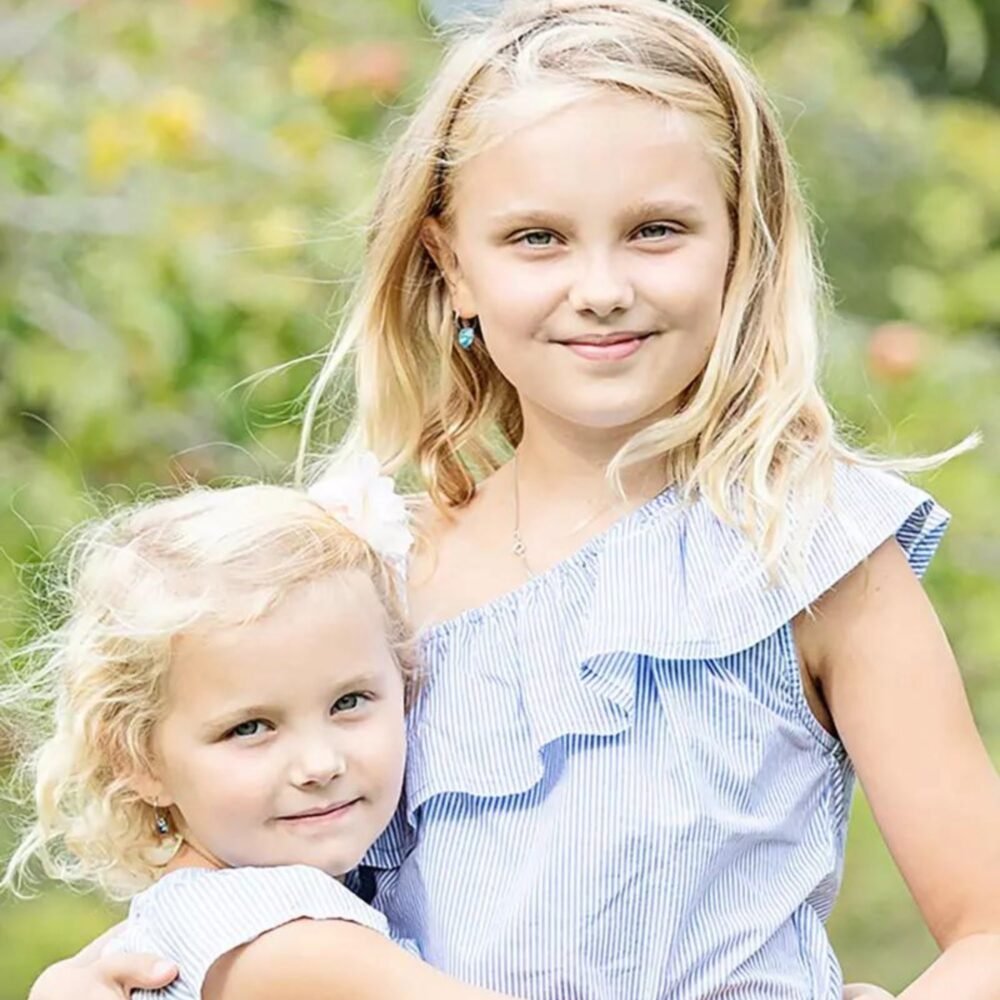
0;0;998;996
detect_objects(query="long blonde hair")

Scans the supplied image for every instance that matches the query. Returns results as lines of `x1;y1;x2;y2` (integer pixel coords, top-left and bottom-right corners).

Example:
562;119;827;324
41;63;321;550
300;0;969;573
2;479;416;900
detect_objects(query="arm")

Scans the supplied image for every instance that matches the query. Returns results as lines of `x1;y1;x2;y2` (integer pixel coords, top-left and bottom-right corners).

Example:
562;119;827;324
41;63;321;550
203;918;522;1000
796;538;1000;999
27;923;177;1000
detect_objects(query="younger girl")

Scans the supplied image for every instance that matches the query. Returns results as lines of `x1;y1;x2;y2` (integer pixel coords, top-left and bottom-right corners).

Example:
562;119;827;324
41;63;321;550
4;457;524;999
28;0;1000;997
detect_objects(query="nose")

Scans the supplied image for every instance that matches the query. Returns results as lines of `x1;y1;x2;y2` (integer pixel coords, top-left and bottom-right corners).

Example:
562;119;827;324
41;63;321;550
567;250;635;318
288;734;346;789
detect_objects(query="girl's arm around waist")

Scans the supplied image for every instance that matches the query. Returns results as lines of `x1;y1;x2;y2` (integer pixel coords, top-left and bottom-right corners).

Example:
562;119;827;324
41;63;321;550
203;918;523;1000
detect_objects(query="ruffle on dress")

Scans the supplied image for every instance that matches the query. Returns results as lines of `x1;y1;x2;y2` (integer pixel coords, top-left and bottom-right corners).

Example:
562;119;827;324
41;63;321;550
364;463;948;865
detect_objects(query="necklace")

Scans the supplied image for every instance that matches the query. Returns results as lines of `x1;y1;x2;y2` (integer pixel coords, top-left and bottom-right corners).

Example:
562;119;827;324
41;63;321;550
511;453;534;578
511;452;631;580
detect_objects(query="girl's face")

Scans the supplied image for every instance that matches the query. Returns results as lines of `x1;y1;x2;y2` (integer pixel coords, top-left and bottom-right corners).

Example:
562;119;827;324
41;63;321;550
144;572;406;877
430;91;732;440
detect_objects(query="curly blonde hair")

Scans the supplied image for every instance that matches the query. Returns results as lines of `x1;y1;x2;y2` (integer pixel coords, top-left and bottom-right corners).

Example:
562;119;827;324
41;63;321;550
299;0;970;573
2;480;416;900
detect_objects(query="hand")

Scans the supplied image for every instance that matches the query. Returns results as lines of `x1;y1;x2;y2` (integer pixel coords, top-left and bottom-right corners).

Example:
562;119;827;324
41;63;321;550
28;924;177;1000
842;984;896;1000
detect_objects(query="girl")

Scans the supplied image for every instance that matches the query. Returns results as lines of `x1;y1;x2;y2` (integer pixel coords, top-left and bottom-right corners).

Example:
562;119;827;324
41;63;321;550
4;458;525;1000
27;0;1000;997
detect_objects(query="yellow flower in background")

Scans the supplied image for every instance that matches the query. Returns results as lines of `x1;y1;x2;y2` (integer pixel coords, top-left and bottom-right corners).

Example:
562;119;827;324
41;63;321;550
86;111;135;187
250;207;307;258
168;201;217;238
291;48;341;98
143;87;206;159
272;117;331;161
290;42;408;100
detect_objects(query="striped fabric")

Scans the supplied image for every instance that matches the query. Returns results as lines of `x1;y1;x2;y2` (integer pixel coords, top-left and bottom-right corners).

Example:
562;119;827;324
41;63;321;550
352;462;949;999
117;865;391;999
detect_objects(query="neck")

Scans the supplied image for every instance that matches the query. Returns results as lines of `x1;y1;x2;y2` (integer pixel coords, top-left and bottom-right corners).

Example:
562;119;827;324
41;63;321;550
514;410;668;504
163;839;225;874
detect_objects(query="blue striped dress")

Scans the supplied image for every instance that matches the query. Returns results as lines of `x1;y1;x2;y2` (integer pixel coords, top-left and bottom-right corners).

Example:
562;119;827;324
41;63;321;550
117;866;394;999
347;462;948;999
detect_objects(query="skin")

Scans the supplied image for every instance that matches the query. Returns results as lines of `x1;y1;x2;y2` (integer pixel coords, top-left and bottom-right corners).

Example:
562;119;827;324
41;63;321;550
135;572;408;879
416;93;732;626
433;93;731;437
29;89;1000;1000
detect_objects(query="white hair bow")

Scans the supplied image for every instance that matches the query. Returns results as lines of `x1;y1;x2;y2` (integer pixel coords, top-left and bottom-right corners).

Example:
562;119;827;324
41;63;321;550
306;451;413;561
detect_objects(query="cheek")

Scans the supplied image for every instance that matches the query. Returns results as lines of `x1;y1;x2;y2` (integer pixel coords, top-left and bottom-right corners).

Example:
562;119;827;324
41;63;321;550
637;268;722;381
173;748;269;815
471;253;562;321
366;713;407;790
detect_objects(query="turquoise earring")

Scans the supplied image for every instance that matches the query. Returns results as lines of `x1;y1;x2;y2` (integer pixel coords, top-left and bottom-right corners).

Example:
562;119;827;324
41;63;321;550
456;315;477;350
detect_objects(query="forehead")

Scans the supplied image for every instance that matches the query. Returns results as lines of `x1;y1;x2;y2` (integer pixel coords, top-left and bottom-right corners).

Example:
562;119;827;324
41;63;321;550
167;572;395;706
449;91;726;225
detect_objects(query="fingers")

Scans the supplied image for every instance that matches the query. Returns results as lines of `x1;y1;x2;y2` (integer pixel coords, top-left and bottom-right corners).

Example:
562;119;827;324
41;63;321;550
97;952;178;989
28;953;178;1000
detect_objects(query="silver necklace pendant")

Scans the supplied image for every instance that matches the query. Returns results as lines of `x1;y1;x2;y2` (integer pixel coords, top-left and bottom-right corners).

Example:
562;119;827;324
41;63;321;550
512;529;534;577
512;530;527;558
511;453;533;577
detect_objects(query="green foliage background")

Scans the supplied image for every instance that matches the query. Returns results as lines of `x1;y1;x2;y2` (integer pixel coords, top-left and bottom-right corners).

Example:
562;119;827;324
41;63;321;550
0;0;998;996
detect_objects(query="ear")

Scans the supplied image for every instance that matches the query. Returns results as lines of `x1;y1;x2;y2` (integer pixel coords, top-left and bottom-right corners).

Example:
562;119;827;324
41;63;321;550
420;217;477;318
129;766;175;809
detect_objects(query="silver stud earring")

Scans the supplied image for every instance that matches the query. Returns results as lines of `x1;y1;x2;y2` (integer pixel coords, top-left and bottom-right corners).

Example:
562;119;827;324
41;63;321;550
153;797;170;836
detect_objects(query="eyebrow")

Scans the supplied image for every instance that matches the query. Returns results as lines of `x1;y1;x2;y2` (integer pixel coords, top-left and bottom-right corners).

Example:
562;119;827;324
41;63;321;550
626;198;703;222
488;198;704;231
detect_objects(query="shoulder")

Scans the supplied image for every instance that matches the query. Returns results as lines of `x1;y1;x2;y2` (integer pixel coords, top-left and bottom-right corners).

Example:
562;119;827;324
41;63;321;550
125;866;390;1000
407;469;519;628
795;533;931;681
409;469;509;549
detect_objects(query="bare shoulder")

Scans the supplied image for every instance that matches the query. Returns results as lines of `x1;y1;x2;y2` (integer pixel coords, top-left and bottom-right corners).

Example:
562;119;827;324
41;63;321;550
793;536;920;681
406;469;524;629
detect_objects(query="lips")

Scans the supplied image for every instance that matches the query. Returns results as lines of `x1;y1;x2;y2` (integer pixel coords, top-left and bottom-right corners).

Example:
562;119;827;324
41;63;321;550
556;331;654;362
278;798;360;822
558;331;653;346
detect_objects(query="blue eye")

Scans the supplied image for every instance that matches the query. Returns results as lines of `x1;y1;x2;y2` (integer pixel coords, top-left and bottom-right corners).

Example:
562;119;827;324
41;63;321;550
226;719;268;739
635;222;681;240
515;230;556;247
331;692;369;714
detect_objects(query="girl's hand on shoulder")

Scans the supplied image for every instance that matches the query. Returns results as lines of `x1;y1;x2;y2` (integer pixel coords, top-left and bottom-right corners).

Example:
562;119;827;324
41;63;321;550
28;929;177;1000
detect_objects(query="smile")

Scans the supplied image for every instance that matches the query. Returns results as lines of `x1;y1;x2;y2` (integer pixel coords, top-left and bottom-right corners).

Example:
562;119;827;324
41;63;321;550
277;798;361;824
556;331;655;362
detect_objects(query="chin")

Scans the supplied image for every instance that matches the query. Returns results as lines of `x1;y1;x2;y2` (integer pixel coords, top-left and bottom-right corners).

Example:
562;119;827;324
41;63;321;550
334;845;372;874
559;402;672;434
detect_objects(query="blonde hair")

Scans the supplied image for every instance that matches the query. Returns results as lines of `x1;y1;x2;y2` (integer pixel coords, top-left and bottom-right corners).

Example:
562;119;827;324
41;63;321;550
3;478;416;900
300;0;970;573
